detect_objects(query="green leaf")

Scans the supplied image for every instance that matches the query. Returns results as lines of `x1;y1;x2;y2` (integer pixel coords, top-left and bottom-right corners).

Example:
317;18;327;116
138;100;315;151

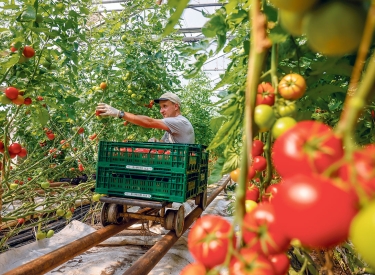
202;9;227;38
79;7;90;15
226;9;248;27
30;27;49;33
222;152;240;174
0;28;9;32
65;96;80;104
208;157;225;184
183;54;207;79
208;114;241;150
37;108;50;126
20;5;36;22
268;25;289;44
162;0;189;37
210;116;225;132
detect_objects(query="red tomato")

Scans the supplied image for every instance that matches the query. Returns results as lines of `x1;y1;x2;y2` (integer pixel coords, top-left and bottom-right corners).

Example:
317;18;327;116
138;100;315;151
24;97;32;105
242;202;290;255
22;45;35;58
256;82;275;106
17;218;25;224
262;184;282;202
37;96;43;101
188;215;234;269
248;166;256;180
246;183;259;201
272;174;358;248
272;121;344;178
278;73;306;100
229;248;275;275
5;87;19;100
252;140;264;157
269;253;290;275
78;164;84;171
180;262;206;275
77;127;84;134
8;143;22;154
10;46;17;52
252;156;267;171
338;146;375;199
18;148;27;158
47;133;55;140
0;141;4;153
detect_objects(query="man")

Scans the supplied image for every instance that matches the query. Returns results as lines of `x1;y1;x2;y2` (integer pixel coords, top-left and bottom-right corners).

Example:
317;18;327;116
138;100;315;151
96;92;195;144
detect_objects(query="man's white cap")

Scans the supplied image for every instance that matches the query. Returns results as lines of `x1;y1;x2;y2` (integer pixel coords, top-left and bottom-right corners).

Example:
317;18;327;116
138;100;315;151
154;92;181;106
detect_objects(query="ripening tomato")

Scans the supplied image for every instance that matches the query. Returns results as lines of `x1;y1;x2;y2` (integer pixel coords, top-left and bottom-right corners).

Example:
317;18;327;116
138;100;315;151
5;87;19;100
24;97;32;105
350;200;375;268
254;104;276;132
100;82;107;90
256;82;275;106
8;143;22;154
272;174;358;249
242;202;290;255
22;46;35;58
278;73;306;100
229;248;275;275
269;253;290;275
230;168;240;182
272;120;344;178
188;215;234;269
180;262;206;275
252;140;264;157
18;148;27;158
252;156;267;171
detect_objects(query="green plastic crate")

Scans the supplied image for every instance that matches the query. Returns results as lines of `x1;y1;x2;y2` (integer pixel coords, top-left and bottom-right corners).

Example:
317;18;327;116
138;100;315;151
97;141;202;174
95;166;200;203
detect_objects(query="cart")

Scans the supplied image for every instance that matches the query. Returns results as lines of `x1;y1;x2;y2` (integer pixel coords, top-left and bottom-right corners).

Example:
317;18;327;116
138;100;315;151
95;141;209;237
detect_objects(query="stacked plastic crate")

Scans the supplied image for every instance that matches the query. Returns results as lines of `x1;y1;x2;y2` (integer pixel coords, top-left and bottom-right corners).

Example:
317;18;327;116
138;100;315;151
95;141;209;203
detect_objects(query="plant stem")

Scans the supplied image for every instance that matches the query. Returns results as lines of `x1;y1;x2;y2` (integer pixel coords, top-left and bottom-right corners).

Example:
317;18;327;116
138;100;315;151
236;0;270;229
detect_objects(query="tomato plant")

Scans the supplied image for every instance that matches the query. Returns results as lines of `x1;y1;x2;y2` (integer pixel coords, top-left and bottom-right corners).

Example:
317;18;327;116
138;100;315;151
188;215;234;269
278;73;306;100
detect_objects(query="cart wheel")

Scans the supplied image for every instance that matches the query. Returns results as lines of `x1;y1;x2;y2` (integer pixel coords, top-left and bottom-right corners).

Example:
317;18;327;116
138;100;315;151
198;189;207;210
174;205;185;238
164;209;175;230
100;203;123;226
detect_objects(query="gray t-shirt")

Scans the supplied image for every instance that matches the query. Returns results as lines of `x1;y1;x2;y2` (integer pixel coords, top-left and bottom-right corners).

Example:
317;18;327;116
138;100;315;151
161;115;195;144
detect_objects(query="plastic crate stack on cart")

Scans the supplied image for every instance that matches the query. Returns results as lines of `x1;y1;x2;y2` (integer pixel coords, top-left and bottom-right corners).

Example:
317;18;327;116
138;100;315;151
95;141;209;203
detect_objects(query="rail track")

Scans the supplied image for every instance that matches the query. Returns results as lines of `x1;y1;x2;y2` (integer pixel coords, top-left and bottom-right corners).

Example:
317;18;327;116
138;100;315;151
3;175;231;275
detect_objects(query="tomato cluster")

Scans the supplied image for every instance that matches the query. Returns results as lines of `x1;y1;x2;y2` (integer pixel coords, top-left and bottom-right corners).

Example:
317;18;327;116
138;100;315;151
0;141;27;159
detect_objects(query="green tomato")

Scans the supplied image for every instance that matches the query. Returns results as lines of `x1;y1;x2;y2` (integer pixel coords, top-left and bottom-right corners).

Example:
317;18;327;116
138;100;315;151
277;102;296;117
127;84;132;89
41;182;50;189
92;193;101;202
254;104;276;132
65;210;73;219
10;183;18;190
272;117;297;138
46;230;54;238
121;35;127;42
350;201;375;268
56;208;65;217
131;93;137;98
127;89;133;94
36;231;46;240
0;95;12;104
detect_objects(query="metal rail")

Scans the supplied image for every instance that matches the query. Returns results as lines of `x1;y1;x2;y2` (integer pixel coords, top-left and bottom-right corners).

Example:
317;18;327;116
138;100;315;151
123;175;231;275
3;176;231;275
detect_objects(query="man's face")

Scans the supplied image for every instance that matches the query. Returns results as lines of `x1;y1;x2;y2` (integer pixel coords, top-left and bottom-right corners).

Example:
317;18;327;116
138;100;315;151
159;100;179;118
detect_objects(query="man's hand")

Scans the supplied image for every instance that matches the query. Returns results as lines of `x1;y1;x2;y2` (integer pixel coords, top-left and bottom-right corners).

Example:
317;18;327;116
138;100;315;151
148;137;159;142
96;103;120;117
